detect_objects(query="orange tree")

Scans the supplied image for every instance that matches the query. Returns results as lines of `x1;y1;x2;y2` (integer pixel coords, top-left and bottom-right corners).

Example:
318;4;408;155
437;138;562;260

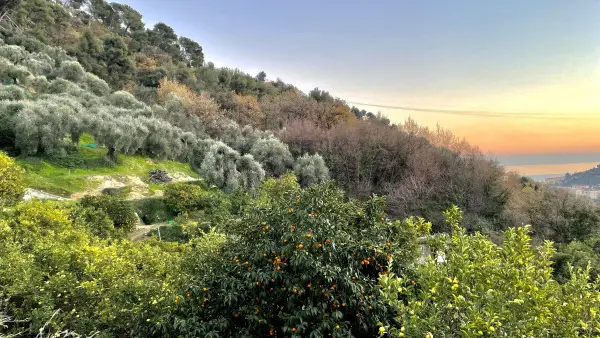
173;182;422;337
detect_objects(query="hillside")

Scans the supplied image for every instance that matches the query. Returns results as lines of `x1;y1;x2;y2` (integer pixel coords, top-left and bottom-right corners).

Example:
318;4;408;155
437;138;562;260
562;164;600;187
1;1;600;337
0;0;513;231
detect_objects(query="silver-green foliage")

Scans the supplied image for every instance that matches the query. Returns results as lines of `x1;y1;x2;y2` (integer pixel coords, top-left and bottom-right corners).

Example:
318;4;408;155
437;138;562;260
83;73;109;96
237;154;265;190
250;136;294;177
0;85;25;101
293;153;330;187
108;91;145;109
0;39;312;192
0;57;31;84
56;61;86;83
199;141;242;192
0;45;26;64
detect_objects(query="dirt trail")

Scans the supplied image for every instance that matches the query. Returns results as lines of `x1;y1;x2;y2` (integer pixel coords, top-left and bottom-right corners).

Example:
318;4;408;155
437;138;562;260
70;172;198;200
128;223;165;242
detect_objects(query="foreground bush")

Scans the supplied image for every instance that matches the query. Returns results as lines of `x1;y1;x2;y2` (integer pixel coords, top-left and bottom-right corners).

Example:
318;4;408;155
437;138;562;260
0;150;24;206
172;183;423;337
379;206;600;337
78;195;138;236
0;200;186;337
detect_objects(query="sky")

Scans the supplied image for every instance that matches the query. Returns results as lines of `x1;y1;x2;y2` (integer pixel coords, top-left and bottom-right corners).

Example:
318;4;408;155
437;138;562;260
120;0;600;175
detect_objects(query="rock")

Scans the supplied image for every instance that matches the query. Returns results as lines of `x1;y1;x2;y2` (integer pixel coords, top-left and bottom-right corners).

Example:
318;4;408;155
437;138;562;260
148;169;172;183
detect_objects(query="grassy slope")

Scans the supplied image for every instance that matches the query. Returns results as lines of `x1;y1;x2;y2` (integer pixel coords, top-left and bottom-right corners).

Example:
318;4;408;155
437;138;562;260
17;134;198;197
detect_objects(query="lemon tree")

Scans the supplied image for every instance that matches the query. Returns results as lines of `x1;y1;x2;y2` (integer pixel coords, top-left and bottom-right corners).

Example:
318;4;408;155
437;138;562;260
0;150;24;206
379;206;600;337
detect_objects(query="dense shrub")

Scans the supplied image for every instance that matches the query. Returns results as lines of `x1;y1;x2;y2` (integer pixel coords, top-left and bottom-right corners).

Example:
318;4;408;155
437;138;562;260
0;150;24;206
379;206;600;337
164;182;206;214
0;85;26;100
101;186;132;198
133;198;173;225
172;183;421;337
250;136;293;177
56;60;85;82
79;195;138;234
0;200;186;337
293;153;330;187
553;237;600;283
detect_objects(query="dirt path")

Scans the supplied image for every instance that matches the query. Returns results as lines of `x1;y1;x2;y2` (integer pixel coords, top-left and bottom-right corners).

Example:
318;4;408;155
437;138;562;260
128;223;165;242
23;189;72;201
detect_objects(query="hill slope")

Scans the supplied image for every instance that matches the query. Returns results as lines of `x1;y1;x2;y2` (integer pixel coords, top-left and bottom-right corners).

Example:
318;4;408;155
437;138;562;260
562;164;600;187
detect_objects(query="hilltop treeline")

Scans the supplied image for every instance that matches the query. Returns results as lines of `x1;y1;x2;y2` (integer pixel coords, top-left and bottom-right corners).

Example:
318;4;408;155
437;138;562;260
1;0;513;229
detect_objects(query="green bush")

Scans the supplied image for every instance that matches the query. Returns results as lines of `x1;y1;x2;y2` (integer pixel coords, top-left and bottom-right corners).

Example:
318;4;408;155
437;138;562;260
0;150;24;206
133;198;173;225
102;186;132;198
0;85;26;100
553;237;600;283
164;182;231;215
0;200;186;337
172;183;421;337
79;195;138;235
164;182;205;214
379;206;600;337
150;224;188;243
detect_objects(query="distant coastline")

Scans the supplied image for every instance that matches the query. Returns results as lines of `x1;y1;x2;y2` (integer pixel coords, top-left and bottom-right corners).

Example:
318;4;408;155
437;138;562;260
503;161;600;181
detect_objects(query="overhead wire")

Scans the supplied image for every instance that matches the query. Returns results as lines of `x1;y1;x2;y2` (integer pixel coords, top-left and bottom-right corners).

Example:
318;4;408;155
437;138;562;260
346;101;600;120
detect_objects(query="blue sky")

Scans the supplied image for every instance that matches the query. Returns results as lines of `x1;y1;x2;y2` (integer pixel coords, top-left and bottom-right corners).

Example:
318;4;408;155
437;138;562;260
119;0;600;169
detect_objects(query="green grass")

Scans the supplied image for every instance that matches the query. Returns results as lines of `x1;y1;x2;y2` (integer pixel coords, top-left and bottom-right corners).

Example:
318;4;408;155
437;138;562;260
17;136;199;197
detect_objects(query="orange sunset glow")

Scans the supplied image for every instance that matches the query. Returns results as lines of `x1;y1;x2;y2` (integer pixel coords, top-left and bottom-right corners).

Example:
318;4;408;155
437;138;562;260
353;74;600;158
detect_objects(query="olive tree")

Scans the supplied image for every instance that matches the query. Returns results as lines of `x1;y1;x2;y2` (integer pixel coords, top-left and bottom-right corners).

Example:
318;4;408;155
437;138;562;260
250;136;293;177
107;90;145;109
198;140;242;192
55;60;86;82
237;154;265;191
293;153;330;187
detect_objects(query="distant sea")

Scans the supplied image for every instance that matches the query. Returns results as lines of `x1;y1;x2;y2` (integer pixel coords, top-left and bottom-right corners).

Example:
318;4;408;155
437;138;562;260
493;153;600;182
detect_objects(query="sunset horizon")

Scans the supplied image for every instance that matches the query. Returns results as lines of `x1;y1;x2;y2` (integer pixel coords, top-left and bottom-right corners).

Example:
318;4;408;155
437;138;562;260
117;0;600;176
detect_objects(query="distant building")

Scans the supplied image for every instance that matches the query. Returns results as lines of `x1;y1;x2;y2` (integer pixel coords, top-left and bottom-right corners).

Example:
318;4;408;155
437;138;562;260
544;176;564;185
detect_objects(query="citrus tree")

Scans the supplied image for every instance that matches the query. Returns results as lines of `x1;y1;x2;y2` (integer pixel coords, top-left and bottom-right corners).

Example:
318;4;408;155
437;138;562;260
379;206;600;337
173;181;423;337
0;200;188;337
0;150;24;206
